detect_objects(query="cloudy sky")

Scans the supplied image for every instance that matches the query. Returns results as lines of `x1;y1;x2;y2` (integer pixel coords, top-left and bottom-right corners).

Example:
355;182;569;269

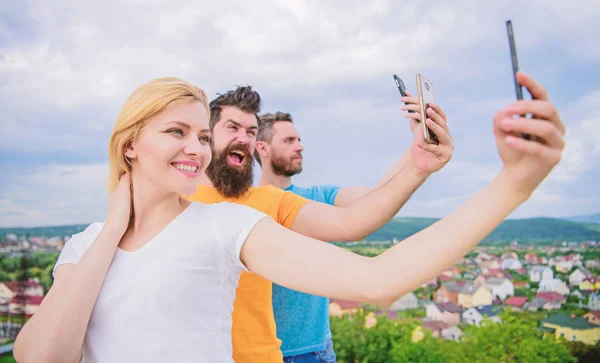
1;0;598;227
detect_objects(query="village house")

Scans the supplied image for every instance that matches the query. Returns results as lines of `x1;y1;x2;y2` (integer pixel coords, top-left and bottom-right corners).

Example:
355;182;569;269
501;252;518;260
477;269;514;281
0;280;44;304
539;278;570;296
536;291;567;310
584;311;600;325
480;260;501;273
421;320;449;338
9;295;44;316
540;313;600;345
483;278;514;300
585;259;600;269
524;298;548;312
501;258;523;271
504;296;528;311
475;252;493;264
570;267;593;286
589;293;600;310
441;326;464;342
462;305;502;326
514;281;530;289
555;260;574;273
426;302;462;327
434;282;463;304
390;292;419;311
458;282;493;308
580;278;600;291
524;252;537;264
329;299;363;317
529;265;553;282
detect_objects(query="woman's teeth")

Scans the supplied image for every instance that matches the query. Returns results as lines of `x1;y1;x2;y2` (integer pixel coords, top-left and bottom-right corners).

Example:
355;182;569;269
174;164;198;172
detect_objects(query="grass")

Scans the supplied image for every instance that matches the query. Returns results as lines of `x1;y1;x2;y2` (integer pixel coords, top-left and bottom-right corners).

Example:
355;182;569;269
0;354;15;363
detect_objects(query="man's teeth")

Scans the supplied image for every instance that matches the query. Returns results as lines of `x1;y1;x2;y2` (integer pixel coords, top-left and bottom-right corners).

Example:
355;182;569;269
231;151;244;157
174;164;198;172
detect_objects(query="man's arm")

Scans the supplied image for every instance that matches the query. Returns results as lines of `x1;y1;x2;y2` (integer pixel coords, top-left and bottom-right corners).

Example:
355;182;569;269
291;103;452;242
291;160;427;242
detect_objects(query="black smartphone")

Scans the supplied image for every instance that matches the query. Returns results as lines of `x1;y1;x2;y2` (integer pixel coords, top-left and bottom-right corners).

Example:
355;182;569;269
506;20;523;100
506;20;532;140
393;74;416;113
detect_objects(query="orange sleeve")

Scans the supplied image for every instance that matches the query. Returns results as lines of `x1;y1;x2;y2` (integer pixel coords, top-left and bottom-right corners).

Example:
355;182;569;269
278;190;310;229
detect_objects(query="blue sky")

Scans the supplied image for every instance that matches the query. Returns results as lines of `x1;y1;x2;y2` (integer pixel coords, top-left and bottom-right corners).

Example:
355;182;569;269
1;0;598;227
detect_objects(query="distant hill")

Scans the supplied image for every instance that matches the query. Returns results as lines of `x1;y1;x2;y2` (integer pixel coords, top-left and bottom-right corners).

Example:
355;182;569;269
0;224;88;240
364;217;600;244
562;213;600;224
2;216;600;245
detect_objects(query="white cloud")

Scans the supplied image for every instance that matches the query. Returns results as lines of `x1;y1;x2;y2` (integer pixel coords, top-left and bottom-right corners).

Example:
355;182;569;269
0;163;109;227
0;0;598;225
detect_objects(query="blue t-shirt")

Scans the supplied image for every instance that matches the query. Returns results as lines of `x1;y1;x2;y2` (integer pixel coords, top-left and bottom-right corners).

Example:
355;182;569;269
272;183;341;356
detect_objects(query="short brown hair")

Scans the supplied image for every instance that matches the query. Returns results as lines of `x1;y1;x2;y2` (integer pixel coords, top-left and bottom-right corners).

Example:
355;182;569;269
209;86;262;130
254;111;294;165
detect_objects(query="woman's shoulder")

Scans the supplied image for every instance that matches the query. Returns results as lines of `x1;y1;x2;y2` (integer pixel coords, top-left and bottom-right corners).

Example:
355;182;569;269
64;222;105;250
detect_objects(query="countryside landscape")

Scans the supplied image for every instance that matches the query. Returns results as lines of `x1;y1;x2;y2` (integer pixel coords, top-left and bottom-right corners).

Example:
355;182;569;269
1;213;600;362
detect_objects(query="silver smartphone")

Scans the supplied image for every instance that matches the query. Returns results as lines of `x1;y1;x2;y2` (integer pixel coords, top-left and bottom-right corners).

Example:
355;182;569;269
416;74;439;145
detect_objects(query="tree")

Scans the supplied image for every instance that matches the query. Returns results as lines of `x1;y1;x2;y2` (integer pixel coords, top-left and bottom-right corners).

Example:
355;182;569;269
330;310;576;362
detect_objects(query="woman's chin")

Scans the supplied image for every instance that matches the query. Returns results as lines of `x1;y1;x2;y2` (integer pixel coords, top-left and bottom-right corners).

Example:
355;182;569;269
178;184;199;197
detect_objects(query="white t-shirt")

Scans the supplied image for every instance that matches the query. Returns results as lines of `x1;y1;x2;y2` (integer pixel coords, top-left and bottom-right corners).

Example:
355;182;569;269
53;202;269;363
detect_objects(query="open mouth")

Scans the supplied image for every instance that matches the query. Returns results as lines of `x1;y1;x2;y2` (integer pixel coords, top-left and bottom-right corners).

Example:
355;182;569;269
227;150;246;167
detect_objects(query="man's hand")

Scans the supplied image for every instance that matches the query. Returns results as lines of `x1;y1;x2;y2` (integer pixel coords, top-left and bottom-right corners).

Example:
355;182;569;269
494;71;566;198
401;91;454;176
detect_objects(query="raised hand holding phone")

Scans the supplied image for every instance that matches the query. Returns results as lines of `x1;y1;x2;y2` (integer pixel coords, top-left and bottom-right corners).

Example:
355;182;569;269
494;71;566;197
506;19;537;141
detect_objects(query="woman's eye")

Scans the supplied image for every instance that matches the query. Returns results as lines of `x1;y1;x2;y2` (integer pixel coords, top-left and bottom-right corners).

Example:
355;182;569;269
168;129;184;136
199;136;211;144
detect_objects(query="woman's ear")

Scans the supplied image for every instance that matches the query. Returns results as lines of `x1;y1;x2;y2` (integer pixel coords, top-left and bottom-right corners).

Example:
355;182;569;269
124;142;137;160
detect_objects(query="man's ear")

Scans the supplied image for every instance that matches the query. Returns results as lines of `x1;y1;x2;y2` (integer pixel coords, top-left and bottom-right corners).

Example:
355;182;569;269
255;141;269;158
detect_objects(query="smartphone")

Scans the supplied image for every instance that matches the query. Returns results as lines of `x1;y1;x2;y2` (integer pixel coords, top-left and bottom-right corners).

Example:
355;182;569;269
506;20;532;140
393;74;416;113
506;20;523;100
416;73;439;144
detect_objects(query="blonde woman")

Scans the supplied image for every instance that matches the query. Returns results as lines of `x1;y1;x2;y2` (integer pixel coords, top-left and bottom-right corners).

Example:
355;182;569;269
14;72;565;363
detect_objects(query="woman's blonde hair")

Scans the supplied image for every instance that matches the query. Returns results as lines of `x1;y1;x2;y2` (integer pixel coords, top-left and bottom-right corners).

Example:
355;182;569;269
107;77;210;192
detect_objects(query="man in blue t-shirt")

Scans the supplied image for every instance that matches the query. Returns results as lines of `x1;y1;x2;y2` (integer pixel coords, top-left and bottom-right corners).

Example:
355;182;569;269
254;103;452;361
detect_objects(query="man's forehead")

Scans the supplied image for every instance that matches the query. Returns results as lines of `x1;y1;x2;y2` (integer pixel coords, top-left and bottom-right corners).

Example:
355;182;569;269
273;122;300;137
219;106;257;127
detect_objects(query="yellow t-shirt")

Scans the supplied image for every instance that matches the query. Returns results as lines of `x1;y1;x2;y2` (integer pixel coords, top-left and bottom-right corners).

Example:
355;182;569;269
187;184;310;363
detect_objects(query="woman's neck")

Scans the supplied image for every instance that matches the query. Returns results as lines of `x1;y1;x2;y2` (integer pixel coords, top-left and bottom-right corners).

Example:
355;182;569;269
128;173;190;234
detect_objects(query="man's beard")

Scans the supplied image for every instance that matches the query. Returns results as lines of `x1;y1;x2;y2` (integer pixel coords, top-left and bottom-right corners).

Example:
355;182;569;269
271;152;302;177
205;143;254;198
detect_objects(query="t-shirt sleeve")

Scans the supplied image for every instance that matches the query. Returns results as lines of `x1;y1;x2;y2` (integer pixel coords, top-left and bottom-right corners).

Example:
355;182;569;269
53;222;104;277
213;203;270;271
278;190;310;229
315;184;341;206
